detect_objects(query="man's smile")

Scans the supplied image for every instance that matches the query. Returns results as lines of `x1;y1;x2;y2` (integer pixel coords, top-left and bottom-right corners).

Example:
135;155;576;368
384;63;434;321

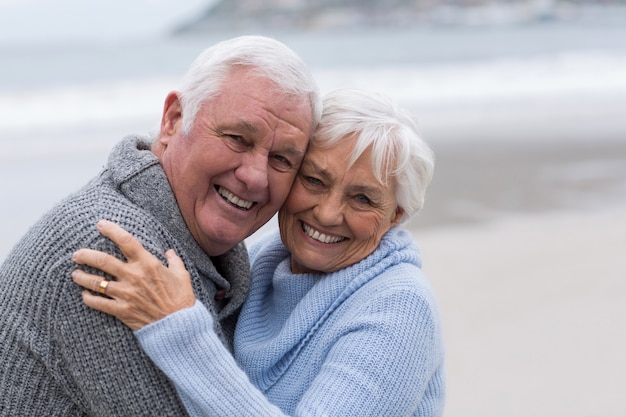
216;186;255;211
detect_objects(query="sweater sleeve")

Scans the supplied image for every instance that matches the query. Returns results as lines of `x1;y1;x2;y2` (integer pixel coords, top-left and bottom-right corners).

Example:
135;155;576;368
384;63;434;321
135;283;444;417
135;301;287;417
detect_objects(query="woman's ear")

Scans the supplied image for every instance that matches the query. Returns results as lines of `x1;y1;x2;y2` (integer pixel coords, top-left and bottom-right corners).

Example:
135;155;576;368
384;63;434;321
391;206;404;227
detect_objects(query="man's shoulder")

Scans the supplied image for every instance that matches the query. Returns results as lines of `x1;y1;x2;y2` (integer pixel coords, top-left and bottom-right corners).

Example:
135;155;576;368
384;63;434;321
30;177;139;237
2;175;155;272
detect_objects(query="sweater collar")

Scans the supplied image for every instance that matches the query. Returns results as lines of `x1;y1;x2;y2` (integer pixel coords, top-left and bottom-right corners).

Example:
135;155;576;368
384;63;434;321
106;135;250;318
237;227;420;389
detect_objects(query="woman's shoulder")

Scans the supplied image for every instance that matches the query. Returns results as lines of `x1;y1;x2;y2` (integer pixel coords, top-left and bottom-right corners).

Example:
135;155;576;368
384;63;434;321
355;232;440;317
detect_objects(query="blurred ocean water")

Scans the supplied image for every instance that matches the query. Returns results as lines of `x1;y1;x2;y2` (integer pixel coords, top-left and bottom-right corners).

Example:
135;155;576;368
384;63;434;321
1;21;626;259
2;23;625;150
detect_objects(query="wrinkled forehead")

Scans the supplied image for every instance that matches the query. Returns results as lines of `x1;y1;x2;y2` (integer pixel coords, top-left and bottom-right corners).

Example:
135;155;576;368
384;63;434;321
306;133;358;162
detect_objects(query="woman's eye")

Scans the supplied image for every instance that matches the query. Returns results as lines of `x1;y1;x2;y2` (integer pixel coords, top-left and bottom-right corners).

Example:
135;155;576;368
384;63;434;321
355;194;372;205
305;176;323;186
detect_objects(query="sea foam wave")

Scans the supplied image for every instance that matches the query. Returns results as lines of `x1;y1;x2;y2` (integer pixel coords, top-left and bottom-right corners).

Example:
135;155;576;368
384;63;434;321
1;51;624;133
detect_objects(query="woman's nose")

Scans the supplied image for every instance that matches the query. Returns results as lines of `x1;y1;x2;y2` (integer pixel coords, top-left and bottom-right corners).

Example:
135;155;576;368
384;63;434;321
313;194;344;226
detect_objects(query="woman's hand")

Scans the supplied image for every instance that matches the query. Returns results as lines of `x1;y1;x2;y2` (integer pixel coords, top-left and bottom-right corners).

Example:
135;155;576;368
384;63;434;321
72;220;196;331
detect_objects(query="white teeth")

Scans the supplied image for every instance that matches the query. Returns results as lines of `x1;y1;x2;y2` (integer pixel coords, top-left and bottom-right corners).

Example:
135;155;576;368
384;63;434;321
302;223;345;244
217;187;253;210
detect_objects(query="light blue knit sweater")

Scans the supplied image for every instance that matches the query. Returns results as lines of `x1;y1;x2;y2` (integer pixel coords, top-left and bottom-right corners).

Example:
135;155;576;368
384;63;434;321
136;228;445;416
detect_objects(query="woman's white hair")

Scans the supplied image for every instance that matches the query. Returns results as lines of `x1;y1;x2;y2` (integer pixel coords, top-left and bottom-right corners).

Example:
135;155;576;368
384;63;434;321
177;35;322;135
314;88;435;223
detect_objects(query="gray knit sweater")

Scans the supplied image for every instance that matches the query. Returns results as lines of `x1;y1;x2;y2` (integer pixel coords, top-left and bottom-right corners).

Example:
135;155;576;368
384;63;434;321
0;136;250;416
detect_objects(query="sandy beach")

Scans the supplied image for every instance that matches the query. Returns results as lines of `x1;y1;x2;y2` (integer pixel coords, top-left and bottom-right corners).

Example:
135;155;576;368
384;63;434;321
418;207;626;417
406;137;626;416
401;103;626;415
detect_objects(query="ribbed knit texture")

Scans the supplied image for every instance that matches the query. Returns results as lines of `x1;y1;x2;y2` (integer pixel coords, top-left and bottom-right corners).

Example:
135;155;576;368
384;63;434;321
0;136;250;417
137;228;446;416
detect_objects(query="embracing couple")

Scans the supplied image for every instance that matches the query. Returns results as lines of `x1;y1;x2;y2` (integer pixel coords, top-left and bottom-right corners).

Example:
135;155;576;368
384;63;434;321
0;35;444;416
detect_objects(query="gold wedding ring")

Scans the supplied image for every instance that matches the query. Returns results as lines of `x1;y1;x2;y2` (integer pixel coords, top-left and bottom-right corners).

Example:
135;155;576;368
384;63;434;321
97;279;110;295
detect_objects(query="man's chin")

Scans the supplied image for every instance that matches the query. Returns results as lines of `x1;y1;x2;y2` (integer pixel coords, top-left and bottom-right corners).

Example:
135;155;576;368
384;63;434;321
194;222;245;256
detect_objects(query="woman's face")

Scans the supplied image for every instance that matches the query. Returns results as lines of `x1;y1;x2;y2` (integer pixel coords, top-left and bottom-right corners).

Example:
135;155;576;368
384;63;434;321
278;136;403;274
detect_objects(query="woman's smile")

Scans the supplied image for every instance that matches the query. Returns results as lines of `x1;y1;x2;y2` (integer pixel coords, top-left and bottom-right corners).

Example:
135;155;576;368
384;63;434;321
301;221;346;244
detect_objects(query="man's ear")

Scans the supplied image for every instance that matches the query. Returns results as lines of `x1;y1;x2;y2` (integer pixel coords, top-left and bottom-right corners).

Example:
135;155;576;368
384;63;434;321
160;91;183;143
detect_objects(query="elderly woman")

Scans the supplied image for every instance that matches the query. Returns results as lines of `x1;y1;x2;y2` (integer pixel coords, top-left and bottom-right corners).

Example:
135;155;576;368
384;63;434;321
72;89;445;416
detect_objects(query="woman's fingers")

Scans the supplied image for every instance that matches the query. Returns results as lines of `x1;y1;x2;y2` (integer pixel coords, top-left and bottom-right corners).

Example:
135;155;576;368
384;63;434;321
71;269;165;331
72;248;124;278
164;249;196;304
71;221;197;330
95;219;145;261
81;289;119;317
80;288;157;331
164;249;188;277
72;269;113;295
73;220;158;282
71;269;121;317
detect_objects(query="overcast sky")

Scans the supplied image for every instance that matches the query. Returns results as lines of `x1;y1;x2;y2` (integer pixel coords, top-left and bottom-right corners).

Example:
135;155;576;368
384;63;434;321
0;0;213;45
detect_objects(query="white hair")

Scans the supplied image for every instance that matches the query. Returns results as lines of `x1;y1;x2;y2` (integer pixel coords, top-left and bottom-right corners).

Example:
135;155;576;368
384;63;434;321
314;89;435;223
178;35;321;135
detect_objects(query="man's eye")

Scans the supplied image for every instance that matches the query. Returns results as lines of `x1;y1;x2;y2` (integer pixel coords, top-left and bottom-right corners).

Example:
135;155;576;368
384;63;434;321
228;134;245;143
223;135;248;151
270;154;293;172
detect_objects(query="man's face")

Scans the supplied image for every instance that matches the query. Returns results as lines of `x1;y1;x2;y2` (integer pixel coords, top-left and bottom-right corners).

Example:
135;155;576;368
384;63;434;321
156;67;313;256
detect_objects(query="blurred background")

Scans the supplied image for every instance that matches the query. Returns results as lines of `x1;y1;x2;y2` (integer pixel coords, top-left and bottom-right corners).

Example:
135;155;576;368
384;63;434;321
1;0;625;415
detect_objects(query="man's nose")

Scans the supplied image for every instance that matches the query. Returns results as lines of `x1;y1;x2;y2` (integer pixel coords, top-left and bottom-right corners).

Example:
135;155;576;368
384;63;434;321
235;151;269;191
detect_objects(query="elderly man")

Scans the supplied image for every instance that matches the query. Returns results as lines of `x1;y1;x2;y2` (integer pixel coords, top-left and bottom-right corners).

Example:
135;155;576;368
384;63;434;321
0;35;320;416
